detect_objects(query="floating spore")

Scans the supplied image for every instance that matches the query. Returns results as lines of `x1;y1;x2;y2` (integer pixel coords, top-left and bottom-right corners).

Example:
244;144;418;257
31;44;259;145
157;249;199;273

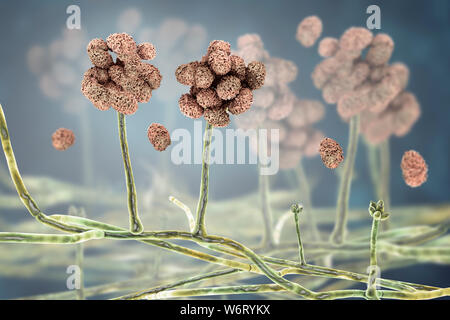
147;123;171;151
52;128;75;151
319;137;344;169
401;150;428;187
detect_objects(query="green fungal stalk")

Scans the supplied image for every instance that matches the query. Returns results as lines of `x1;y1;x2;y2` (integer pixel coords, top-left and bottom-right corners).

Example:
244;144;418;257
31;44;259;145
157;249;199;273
366;200;390;300
259;170;275;248
331;114;360;244
1;99;450;301
366;141;391;231
118;112;144;234
295;160;320;242
379;141;391;230
193;122;213;236
291;203;306;265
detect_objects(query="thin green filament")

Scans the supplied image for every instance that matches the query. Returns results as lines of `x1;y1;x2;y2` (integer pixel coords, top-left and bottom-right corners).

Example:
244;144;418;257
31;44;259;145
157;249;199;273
0;103;449;300
193;122;213;236
117;112;143;234
259;170;275;248
366;217;381;300
380;140;391;230
291;204;306;265
296;160;320;241
331;114;360;244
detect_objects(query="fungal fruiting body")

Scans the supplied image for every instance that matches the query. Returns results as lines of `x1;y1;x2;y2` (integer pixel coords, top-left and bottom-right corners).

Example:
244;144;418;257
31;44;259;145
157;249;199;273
401;150;428;187
235;33;325;170
311;26;420;146
51;128;75;151
81;33;162;115
319;137;344;169
175;40;266;127
80;33;165;235
147;123;171;151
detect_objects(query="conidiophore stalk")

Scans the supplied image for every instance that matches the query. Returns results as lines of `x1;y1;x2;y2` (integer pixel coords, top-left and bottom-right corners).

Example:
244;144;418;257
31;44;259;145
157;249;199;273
295;160;320;242
0;104;42;218
75;207;86;300
258;170;275;248
379;140;391;230
257;124;275;248
366;141;391;231
193;122;213;236
117;112;144;234
366;200;390;300
330;114;360;244
291;203;306;265
367;142;380;197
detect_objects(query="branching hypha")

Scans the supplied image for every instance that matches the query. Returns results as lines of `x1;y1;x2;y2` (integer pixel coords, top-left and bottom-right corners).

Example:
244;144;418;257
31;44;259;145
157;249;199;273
0;34;449;300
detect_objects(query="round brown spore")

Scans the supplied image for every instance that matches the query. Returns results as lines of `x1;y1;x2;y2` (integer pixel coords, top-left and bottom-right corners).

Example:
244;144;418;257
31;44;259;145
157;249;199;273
87;38;114;69
52;128;75;151
196;88;222;108
147;123;171;151
137;43;156;60
106;33;138;58
81;68;111;111
228;88;253;115
139;63;162;90
246;61;266;90
216;75;241;100
178;93;204;119
208;50;231;75
230;55;246;80
207;40;231;56
401;150;428;187
319;137;344;169
195;65;215;88
175;62;198;86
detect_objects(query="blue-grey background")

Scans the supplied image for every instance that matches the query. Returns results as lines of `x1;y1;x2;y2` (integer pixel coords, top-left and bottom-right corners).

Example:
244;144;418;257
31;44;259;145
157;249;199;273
0;0;448;298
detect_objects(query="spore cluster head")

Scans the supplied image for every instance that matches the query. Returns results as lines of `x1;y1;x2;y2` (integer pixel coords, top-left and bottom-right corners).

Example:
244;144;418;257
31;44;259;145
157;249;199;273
175;40;266;127
311;27;421;145
81;33;162;115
